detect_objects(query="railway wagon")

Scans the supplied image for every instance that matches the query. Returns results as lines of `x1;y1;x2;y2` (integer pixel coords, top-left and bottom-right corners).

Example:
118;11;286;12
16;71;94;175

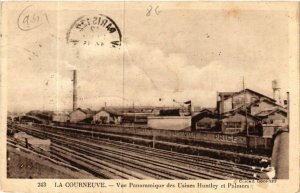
56;122;272;152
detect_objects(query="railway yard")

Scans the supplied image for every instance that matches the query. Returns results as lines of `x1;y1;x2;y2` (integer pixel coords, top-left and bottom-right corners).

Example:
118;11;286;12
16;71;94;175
6;73;288;180
7;122;272;179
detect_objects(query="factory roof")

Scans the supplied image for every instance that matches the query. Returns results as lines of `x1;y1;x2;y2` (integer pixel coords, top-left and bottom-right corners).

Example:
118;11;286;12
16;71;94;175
192;110;216;120
256;108;287;117
53;111;70;115
223;109;260;120
95;108;123;116
221;88;276;102
74;108;96;115
249;98;282;108
199;108;216;114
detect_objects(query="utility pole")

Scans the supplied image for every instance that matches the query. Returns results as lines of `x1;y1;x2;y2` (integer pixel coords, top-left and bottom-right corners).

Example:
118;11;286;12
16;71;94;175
72;70;77;111
243;77;248;136
133;102;136;126
287;92;289;131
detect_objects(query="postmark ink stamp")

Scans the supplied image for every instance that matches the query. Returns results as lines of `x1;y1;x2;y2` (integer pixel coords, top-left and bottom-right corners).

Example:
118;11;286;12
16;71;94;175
17;5;49;31
66;14;122;48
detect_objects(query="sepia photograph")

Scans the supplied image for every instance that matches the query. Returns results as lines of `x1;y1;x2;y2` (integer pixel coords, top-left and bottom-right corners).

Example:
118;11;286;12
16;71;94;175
1;1;299;193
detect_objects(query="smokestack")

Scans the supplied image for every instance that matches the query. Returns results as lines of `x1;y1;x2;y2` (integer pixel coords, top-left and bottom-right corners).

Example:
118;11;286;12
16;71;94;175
220;93;225;114
272;80;281;104
72;70;77;111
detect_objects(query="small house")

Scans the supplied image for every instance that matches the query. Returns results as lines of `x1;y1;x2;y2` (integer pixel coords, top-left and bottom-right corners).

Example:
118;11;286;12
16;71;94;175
191;108;218;131
69;108;95;123
93;109;122;124
52;111;70;123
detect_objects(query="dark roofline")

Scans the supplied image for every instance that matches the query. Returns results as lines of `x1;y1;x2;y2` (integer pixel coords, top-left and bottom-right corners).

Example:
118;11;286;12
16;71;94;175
256;108;287;117
240;88;276;102
200;108;216;113
255;98;281;107
74;108;95;115
95;109;123;116
223;108;260;120
219;88;276;102
74;108;86;114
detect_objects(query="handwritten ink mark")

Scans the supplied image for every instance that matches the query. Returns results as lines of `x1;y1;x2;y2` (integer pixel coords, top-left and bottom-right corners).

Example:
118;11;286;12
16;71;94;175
17;5;49;31
146;5;161;16
155;6;161;15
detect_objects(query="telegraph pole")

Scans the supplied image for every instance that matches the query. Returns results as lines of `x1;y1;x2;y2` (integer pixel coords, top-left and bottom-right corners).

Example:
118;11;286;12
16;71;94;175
287;92;289;131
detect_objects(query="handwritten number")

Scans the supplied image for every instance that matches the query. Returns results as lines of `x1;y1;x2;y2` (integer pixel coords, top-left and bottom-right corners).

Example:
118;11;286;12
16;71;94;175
146;5;160;16
155;6;161;15
146;5;152;16
17;5;49;31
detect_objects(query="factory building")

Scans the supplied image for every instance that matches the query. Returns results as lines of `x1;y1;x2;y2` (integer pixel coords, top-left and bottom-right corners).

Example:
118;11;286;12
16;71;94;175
215;87;287;136
69;108;95;123
256;108;287;126
255;107;288;138
221;109;259;134
217;89;276;115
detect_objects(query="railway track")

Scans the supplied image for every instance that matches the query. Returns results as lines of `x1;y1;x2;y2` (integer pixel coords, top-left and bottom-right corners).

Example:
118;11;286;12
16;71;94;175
49;129;262;178
6;138;93;176
14;125;228;179
32;123;271;162
33;124;270;170
13;123;266;179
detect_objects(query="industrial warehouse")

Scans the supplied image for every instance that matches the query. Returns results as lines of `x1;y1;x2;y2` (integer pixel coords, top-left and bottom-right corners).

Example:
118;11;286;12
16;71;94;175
7;70;289;180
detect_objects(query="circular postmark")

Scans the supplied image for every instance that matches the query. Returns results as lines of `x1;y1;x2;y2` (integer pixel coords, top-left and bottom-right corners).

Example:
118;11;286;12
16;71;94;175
66;14;122;48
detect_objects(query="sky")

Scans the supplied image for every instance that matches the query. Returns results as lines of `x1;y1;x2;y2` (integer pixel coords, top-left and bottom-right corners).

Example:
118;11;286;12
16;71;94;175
5;2;292;112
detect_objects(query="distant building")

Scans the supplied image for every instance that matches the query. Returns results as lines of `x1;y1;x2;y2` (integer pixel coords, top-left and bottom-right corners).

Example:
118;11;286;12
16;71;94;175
147;107;192;130
122;113;152;124
52;111;70;123
148;116;191;131
69;108;95;123
93;109;122;124
191;108;218;131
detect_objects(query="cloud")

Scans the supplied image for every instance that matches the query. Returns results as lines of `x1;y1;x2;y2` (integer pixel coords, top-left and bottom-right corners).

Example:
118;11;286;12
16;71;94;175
7;7;290;112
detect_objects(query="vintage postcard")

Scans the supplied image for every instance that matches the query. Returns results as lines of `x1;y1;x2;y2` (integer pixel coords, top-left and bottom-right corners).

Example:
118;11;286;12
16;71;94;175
0;1;299;193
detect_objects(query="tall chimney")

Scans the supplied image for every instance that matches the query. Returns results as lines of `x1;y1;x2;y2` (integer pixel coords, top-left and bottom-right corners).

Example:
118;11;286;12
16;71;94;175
220;93;225;114
272;80;281;104
72;70;77;111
